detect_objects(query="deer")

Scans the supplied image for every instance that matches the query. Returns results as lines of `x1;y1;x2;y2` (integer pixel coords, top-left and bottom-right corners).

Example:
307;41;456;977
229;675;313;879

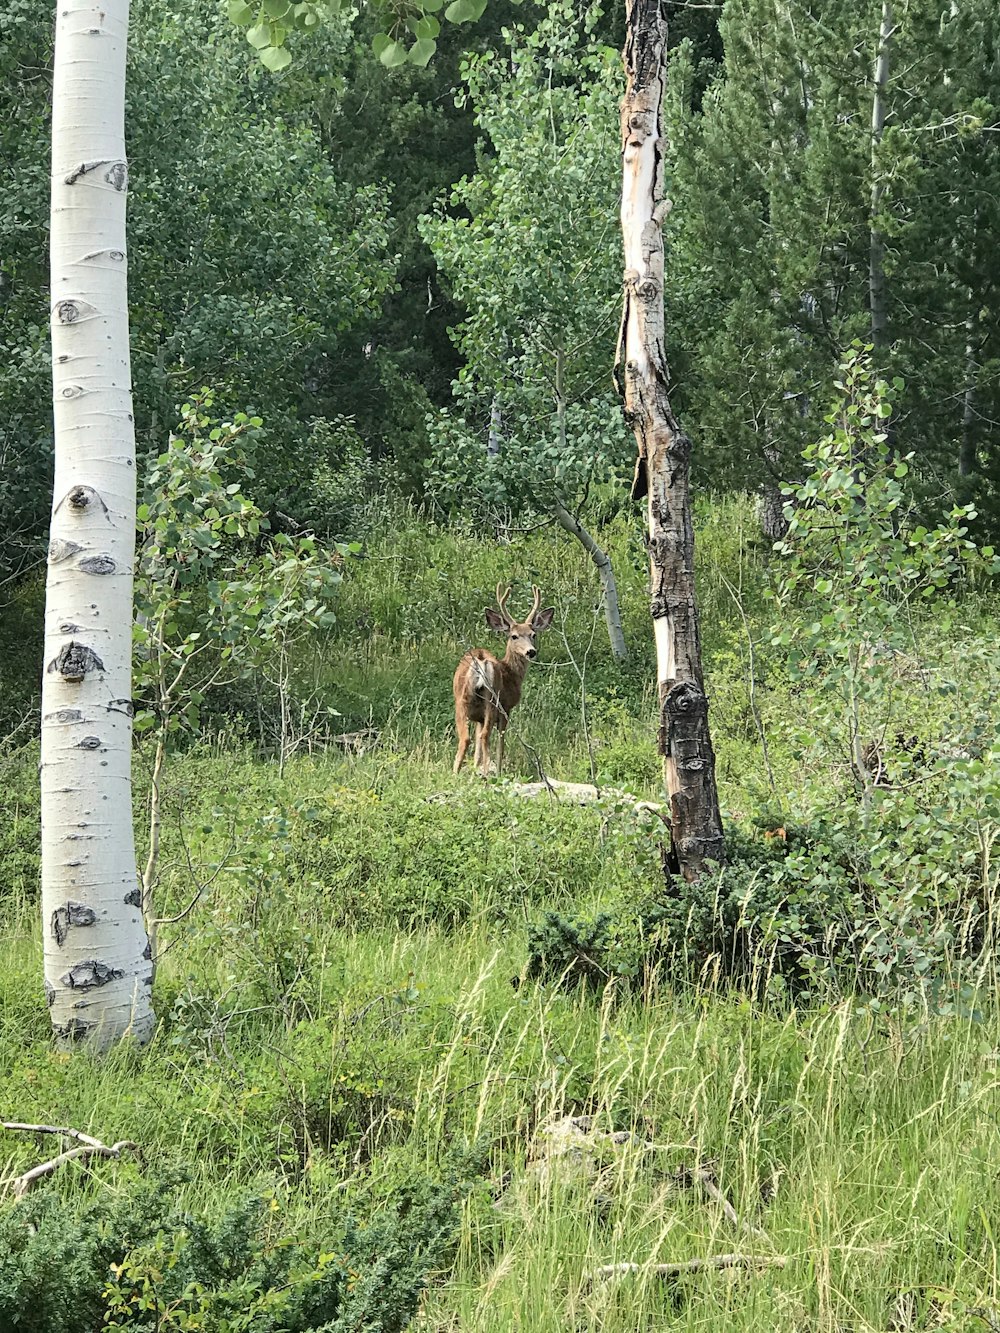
452;584;554;777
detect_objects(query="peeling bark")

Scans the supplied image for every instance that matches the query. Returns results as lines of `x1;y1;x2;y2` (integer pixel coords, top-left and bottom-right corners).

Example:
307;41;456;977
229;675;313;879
42;0;153;1050
616;0;724;879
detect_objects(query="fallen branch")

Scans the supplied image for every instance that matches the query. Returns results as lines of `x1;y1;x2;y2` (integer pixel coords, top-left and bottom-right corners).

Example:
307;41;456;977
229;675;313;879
333;728;380;753
3;1121;104;1147
589;1253;787;1286
2;1122;137;1198
508;779;666;816
676;1163;769;1241
695;1167;743;1231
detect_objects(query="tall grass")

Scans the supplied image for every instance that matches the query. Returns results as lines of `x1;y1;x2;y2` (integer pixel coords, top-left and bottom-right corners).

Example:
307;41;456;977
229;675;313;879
5;866;1000;1329
4;495;1000;1330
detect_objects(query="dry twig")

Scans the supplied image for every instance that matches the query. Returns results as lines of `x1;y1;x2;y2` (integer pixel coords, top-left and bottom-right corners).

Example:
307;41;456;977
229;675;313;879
1;1122;137;1198
589;1253;787;1286
676;1162;770;1240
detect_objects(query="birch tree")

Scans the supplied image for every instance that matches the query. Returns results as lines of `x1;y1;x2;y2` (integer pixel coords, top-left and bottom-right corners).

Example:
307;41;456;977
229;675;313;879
42;0;154;1048
617;0;725;878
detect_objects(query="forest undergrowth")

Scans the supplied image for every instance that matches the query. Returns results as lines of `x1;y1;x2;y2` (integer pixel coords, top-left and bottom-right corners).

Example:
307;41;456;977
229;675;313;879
2;495;1000;1331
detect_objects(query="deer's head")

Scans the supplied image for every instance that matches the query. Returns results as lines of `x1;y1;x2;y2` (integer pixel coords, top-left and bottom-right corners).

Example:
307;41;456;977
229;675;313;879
485;584;554;662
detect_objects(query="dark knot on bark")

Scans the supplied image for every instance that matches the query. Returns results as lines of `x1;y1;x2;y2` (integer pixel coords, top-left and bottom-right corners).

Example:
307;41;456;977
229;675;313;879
68;485;98;509
48;641;105;682
60;960;124;991
105;161;128;191
663;679;707;716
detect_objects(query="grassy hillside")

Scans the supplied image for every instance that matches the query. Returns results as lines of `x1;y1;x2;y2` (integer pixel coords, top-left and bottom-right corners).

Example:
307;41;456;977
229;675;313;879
3;497;1000;1330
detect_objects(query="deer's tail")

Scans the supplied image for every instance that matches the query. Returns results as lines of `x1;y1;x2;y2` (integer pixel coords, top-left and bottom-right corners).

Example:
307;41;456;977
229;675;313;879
469;656;498;700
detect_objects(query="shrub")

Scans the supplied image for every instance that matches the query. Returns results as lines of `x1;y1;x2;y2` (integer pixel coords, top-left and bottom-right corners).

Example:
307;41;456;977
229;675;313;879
524;820;852;995
0;1171;460;1333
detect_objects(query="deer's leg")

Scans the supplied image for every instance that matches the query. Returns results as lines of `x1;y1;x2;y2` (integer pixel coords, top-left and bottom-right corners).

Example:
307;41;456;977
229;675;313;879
495;722;506;777
477;717;494;777
453;705;470;774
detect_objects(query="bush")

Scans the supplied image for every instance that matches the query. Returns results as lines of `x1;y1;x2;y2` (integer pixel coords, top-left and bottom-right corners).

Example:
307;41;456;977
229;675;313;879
524;820;851;994
0;1171;460;1333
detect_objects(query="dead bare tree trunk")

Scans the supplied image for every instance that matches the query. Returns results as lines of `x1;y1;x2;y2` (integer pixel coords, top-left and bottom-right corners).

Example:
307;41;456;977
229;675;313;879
552;500;628;661
553;348;628;662
616;0;725;879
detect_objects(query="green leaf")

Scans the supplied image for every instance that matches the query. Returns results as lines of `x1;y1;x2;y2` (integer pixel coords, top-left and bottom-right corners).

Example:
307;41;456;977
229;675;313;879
378;39;408;66
409;37;436;65
371;31;392;55
444;0;478;21
227;0;255;23
260;42;292;69
246;22;271;48
413;15;440;37
263;0;290;16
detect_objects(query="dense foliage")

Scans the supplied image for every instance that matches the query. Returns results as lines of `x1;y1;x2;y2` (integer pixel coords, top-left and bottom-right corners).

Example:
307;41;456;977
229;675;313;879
663;0;1000;517
0;1173;460;1333
420;4;628;526
5;0;1000;1326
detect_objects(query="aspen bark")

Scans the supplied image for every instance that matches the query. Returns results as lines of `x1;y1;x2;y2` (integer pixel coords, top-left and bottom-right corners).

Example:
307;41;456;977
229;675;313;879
553;350;627;662
869;0;892;351
959;312;977;477
616;0;724;878
487;396;502;458
552;500;628;661
42;0;154;1049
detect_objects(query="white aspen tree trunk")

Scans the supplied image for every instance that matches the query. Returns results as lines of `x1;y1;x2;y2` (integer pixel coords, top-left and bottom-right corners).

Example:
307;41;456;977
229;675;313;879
959;309;977;477
552;501;628;662
616;0;724;879
487;396;502;458
42;0;154;1050
869;0;892;352
551;350;627;662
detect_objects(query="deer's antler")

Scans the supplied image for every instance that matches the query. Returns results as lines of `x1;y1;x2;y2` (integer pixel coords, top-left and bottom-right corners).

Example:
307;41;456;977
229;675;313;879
528;585;542;622
495;583;513;627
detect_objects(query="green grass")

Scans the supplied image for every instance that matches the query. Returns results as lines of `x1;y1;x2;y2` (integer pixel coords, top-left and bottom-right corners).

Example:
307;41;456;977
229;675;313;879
5;836;1000;1329
4;496;1000;1330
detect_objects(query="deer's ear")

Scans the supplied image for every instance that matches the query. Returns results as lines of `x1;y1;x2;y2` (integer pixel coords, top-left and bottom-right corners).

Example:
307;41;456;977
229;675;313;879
533;607;555;632
485;608;509;633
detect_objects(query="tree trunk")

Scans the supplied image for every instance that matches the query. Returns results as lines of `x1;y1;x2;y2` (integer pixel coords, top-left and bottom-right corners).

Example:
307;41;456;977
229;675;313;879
960;312;977;477
869;0;892;352
616;0;724;879
42;0;154;1050
553;500;628;662
757;446;789;546
553;348;627;662
487;396;502;458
